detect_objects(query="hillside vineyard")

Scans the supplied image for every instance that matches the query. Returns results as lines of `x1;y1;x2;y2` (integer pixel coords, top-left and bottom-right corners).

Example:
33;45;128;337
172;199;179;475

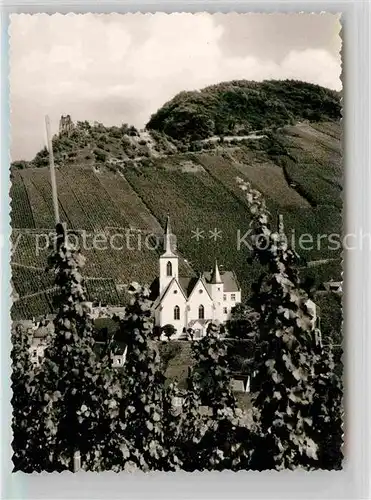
11;81;342;324
11;75;343;473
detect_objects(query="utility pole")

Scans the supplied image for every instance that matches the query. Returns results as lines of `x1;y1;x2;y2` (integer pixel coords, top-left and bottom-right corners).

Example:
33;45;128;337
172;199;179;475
45;115;60;224
73;450;81;472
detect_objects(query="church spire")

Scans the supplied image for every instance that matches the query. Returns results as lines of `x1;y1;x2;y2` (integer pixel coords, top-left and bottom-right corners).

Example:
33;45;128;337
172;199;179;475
210;260;222;284
163;215;176;255
164;214;171;237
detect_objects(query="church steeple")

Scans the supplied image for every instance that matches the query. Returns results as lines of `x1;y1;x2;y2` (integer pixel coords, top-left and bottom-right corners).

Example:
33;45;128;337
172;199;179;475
159;216;178;294
162;215;176;255
210;260;222;284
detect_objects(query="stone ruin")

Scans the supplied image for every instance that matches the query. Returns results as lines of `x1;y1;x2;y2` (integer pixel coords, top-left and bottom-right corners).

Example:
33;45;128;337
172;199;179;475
59;115;74;136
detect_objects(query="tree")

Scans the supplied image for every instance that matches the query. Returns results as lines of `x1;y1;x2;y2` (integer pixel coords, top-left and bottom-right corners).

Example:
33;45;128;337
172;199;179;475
161;382;184;470
175;375;207;471
310;344;343;470
93;148;107;163
191;323;236;413
162;323;176;341
11;325;52;472
116;282;177;471
11;160;28;169
236;177;342;470
91;339;128;472
226;302;260;339
189;323;255;470
32;146;49;168
42;223;124;471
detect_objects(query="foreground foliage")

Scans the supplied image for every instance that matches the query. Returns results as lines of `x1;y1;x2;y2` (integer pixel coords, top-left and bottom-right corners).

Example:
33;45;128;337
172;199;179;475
12;203;342;471
236;177;342;470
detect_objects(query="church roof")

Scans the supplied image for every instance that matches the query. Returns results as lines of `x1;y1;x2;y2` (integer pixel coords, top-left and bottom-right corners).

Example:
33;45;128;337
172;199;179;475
178;277;200;297
164;215;171;236
151;277;188;309
161;215;177;256
203;270;240;292
151;269;240;304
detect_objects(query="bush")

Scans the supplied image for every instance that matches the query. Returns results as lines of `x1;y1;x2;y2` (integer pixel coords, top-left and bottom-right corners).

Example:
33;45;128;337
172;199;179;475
128;126;139;137
93;149;107;163
162;324;176;340
11;160;28;169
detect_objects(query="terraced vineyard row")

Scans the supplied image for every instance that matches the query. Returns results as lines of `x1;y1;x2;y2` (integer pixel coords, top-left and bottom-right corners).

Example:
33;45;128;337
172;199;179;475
55;170;94;231
311;121;341;140
85;279;121;305
11;278;122;320
12;292;55;320
11;272;164;320
282;156;341;208
96;171;162;232
196;125;342;263
12;264;55;297
11;228;161;285
124;167;261;293
65;168;125;230
29;169;71;226
282;123;342;209
10;170;35;228
12;166;161;232
20;171;56;228
11;231;52;269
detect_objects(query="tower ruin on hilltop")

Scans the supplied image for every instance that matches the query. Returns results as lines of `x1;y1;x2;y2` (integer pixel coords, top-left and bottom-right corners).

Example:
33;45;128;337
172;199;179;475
59;115;74;136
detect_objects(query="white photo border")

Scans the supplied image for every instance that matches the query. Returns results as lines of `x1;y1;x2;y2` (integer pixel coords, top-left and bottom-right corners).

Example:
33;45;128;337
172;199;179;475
1;2;370;499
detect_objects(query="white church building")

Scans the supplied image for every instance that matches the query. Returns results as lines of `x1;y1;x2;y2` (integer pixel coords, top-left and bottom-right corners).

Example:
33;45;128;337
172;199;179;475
152;217;242;339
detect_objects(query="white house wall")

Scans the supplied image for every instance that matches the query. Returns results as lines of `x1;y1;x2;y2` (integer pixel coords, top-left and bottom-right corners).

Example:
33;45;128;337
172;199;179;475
222;291;241;321
187;279;213;326
158;280;187;336
208;282;224;323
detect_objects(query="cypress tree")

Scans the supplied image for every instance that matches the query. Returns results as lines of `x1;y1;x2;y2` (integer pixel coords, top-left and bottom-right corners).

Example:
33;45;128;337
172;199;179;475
42;223;122;470
176;375;207;471
11;324;52;471
190;323;255;470
116;282;176;471
237;177;342;470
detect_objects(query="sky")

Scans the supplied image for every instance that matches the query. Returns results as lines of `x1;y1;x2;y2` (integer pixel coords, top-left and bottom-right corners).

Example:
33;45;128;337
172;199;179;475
10;13;342;160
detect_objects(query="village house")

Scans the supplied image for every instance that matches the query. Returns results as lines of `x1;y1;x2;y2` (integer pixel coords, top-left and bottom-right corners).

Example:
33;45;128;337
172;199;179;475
152;217;242;339
16;317;55;366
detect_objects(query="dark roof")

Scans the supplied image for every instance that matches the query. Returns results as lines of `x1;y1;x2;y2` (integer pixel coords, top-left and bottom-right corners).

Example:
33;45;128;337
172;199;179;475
149;278;160;301
34;323;54;338
203;270;240;292
151;269;240;302
94;340;127;356
178;277;199;297
111;341;127;355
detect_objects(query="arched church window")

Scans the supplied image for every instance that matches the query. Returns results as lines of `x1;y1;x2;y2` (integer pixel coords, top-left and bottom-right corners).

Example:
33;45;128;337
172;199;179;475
174;305;180;320
167;261;172;276
198;305;205;319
